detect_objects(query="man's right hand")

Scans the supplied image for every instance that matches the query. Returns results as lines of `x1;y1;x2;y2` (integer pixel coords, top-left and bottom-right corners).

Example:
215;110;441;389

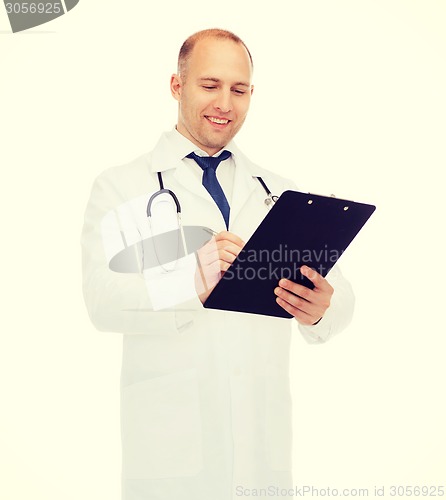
195;231;245;304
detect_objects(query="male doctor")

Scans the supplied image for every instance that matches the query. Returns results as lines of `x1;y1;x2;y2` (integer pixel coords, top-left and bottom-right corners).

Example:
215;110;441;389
82;29;355;500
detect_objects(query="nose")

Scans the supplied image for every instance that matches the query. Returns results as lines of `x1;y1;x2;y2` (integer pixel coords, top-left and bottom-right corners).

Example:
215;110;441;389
213;89;232;114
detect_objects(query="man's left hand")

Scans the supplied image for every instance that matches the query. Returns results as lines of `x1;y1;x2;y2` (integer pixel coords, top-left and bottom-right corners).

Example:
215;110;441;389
274;265;334;325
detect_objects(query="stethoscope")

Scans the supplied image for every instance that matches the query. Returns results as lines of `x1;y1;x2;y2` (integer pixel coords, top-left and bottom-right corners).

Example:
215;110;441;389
145;171;279;272
146;171;279;220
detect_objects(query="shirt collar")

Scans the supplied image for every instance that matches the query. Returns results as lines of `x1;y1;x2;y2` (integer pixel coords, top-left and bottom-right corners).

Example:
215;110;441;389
150;127;242;173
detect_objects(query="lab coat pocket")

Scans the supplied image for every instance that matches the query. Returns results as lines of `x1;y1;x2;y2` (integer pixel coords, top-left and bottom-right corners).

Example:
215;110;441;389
121;368;203;479
265;366;293;471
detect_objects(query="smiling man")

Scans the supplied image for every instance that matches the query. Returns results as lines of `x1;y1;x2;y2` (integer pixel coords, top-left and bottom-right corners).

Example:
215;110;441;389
82;29;355;500
172;32;253;155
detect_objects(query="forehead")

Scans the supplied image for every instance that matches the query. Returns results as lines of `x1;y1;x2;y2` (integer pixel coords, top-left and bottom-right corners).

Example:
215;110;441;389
187;38;252;83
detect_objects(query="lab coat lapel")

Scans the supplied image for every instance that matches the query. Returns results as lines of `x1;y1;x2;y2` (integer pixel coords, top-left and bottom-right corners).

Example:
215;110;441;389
173;160;229;229
229;154;258;227
151;131;214;205
172;161;211;203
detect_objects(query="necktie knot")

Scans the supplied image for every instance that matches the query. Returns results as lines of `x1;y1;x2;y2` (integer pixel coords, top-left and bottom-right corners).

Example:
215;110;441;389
186;150;232;171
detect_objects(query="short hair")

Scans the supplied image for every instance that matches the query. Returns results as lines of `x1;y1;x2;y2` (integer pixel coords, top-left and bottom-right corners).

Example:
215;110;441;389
177;28;253;79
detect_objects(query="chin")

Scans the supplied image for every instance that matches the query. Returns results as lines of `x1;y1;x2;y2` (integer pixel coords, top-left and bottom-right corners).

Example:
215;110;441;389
210;132;234;146
201;136;228;150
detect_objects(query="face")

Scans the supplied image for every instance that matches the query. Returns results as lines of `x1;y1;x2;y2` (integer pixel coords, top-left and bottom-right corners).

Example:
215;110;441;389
171;38;254;156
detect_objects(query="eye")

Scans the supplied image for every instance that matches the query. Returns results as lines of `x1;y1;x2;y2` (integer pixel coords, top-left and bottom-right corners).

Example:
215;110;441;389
232;89;246;95
202;85;217;91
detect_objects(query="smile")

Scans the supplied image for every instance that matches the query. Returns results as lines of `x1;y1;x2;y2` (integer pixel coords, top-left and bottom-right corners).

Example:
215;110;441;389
205;116;231;125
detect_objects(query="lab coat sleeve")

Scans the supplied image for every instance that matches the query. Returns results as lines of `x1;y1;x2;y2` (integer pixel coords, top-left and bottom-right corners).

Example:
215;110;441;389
297;264;355;344
81;172;202;335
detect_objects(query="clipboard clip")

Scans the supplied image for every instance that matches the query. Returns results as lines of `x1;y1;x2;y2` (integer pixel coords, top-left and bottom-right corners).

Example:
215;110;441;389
307;192;337;198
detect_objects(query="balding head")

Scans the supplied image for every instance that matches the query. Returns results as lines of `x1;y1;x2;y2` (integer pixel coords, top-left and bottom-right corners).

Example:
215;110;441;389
178;28;253;82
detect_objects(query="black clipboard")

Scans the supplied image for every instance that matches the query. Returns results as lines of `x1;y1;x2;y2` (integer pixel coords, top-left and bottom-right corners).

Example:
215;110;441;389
203;190;376;318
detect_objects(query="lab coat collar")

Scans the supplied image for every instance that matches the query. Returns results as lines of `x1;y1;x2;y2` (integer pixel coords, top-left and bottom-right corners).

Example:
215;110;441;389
150;129;189;173
149;128;265;177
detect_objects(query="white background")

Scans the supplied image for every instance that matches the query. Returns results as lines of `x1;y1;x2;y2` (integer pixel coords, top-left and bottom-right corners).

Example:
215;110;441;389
1;1;445;498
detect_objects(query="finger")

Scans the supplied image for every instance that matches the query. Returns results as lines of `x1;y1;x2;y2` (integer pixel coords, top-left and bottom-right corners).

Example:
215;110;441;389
277;277;332;316
300;265;333;293
220;260;233;273
215;231;245;248
274;286;319;318
201;254;237;272
197;244;240;272
216;241;244;259
275;296;316;325
200;234;244;263
201;232;244;253
277;278;315;303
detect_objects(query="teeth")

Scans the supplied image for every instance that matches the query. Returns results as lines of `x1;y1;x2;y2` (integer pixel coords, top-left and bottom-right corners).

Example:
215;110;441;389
208;117;229;124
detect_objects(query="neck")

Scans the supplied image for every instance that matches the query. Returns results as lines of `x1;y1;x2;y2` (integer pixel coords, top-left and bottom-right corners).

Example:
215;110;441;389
175;125;226;156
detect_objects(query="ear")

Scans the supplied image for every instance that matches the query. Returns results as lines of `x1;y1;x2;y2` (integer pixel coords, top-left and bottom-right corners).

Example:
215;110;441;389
250;84;254;96
170;74;182;102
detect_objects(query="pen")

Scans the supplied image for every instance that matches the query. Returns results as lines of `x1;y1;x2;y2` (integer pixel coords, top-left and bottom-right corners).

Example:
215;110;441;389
203;227;218;236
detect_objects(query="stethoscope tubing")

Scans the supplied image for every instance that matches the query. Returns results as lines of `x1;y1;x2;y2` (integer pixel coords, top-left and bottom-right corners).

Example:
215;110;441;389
147;172;277;217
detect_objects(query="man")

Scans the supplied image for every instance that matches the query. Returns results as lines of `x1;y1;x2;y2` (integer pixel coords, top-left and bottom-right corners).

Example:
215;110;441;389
82;29;354;500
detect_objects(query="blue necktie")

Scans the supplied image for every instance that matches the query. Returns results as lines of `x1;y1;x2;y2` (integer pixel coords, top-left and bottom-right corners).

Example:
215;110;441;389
186;150;232;228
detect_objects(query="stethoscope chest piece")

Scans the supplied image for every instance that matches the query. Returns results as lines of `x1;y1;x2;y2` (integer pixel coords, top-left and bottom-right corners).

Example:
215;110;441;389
264;194;279;207
255;176;278;208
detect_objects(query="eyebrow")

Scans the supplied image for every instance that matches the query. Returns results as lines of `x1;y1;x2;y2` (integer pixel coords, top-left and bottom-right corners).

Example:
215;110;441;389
198;77;251;87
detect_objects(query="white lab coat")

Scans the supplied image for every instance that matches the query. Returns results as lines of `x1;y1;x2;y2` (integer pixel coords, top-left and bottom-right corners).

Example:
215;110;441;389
81;131;355;500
